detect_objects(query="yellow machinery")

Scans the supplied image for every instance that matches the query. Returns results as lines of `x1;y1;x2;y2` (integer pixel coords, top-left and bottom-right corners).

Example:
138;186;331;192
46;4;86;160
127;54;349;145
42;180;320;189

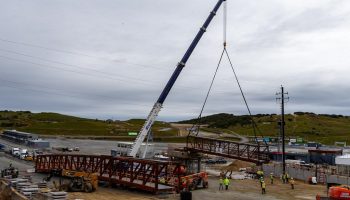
47;169;98;193
60;169;98;192
24;155;33;161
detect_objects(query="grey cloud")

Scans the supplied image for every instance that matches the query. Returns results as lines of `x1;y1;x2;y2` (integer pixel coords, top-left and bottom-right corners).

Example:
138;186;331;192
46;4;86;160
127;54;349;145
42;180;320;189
0;0;350;121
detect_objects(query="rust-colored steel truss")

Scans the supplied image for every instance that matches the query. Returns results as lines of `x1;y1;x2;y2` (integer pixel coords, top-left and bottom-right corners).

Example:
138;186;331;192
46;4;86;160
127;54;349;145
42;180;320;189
186;136;270;164
35;154;181;193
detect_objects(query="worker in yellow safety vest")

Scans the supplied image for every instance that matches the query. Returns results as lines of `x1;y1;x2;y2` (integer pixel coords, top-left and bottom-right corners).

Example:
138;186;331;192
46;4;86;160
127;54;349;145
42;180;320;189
270;173;274;184
282;173;286;184
286;173;290;183
261;180;266;194
223;177;230;190
290;178;295;190
219;177;224;191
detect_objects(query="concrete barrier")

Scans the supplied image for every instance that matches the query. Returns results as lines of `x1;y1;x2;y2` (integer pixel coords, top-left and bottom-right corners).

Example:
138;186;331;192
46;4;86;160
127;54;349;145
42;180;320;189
263;163;350;186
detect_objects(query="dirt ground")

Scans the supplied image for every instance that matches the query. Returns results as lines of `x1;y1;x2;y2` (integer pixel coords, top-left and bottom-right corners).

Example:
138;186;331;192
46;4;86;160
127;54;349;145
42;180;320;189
189;177;327;200
66;176;327;200
67;186;160;200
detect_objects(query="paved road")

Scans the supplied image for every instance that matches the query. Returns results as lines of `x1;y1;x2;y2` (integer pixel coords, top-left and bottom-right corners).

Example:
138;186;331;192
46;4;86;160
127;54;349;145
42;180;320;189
225;130;249;143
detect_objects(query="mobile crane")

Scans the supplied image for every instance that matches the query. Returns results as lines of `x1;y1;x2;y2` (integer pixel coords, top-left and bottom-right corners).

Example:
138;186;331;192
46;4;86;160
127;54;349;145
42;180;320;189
128;0;227;157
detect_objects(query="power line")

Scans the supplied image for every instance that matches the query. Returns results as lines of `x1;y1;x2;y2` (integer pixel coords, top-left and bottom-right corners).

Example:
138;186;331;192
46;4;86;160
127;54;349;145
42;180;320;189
0;78;216;110
0;38;239;82
0;79;158;108
0;38;173;72
0;48;210;90
0;54;191;89
0;53;238;94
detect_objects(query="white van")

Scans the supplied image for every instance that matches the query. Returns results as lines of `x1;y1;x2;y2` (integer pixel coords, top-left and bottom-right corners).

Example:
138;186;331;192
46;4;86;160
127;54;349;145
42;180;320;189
19;149;28;159
11;147;20;157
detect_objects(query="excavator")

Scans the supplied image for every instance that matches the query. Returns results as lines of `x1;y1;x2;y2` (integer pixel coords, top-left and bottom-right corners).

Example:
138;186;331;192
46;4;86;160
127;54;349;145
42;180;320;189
316;185;350;200
44;169;98;193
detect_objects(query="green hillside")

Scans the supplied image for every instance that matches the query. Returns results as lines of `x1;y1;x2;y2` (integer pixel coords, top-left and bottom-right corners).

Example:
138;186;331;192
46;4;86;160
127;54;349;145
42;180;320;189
0;110;177;137
179;112;350;145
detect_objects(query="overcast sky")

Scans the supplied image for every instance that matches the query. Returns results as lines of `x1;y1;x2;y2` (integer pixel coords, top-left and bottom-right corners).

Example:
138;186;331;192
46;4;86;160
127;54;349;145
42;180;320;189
0;0;350;121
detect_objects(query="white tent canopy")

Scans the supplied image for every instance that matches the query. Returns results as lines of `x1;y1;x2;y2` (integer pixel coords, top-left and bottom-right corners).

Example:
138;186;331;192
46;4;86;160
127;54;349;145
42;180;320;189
335;154;350;165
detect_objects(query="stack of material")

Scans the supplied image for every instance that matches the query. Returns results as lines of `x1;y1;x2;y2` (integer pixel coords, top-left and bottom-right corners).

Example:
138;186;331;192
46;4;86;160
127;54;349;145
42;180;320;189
22;192;32;199
10;178;29;188
16;182;31;191
38;181;48;188
21;187;39;199
22;174;33;182
49;191;68;200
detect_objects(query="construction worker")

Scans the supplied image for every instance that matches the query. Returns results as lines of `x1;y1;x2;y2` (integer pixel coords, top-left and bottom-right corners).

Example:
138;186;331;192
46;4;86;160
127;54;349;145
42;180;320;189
219;177;224;191
290;178;295;190
282;173;286;184
261;180;266;194
223;176;230;190
270;173;274;184
181;178;187;191
286;173;290;183
259;176;264;187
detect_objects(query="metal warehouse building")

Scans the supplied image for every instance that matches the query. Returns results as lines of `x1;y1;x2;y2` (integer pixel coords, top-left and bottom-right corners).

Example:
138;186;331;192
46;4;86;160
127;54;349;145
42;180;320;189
1;130;50;148
1;130;38;143
27;139;50;148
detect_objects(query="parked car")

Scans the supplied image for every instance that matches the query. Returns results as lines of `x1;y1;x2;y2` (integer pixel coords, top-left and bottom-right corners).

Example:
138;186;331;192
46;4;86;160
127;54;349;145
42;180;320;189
205;159;217;164
205;157;227;164
215;157;227;164
73;147;80;151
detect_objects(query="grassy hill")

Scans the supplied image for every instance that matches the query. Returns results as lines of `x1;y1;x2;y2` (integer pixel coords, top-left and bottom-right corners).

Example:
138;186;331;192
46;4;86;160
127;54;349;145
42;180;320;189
0;110;177;137
179;112;350;145
3;110;350;144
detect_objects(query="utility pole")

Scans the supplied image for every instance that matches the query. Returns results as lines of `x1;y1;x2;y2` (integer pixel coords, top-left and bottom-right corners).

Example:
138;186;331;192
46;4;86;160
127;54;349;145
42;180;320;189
276;85;289;175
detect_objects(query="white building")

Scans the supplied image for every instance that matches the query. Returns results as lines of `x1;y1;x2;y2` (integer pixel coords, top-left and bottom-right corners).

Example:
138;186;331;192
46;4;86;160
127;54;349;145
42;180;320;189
111;142;155;158
335;154;350;176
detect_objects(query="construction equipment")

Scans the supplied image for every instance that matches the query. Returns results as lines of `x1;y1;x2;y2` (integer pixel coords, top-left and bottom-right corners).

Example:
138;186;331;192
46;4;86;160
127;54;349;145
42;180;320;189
60;169;98;192
175;172;208;192
128;0;226;158
45;169;98;193
24;154;33;161
1;164;19;179
316;185;350;200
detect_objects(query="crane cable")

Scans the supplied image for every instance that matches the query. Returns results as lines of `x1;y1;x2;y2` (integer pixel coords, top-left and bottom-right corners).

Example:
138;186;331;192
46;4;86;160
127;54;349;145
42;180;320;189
223;0;227;48
188;0;267;145
222;0;266;144
224;48;267;145
187;48;225;138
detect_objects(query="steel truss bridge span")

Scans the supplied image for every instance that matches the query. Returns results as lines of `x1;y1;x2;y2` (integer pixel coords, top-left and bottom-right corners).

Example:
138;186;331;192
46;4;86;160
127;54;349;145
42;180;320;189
35;154;182;193
186;136;270;164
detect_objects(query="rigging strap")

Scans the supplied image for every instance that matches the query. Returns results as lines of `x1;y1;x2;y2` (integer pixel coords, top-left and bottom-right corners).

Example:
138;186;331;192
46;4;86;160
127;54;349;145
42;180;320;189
224;48;267;144
187;48;225;137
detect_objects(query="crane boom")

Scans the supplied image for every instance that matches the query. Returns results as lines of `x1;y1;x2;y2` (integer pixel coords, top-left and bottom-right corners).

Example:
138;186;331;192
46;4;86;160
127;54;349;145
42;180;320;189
128;0;226;158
